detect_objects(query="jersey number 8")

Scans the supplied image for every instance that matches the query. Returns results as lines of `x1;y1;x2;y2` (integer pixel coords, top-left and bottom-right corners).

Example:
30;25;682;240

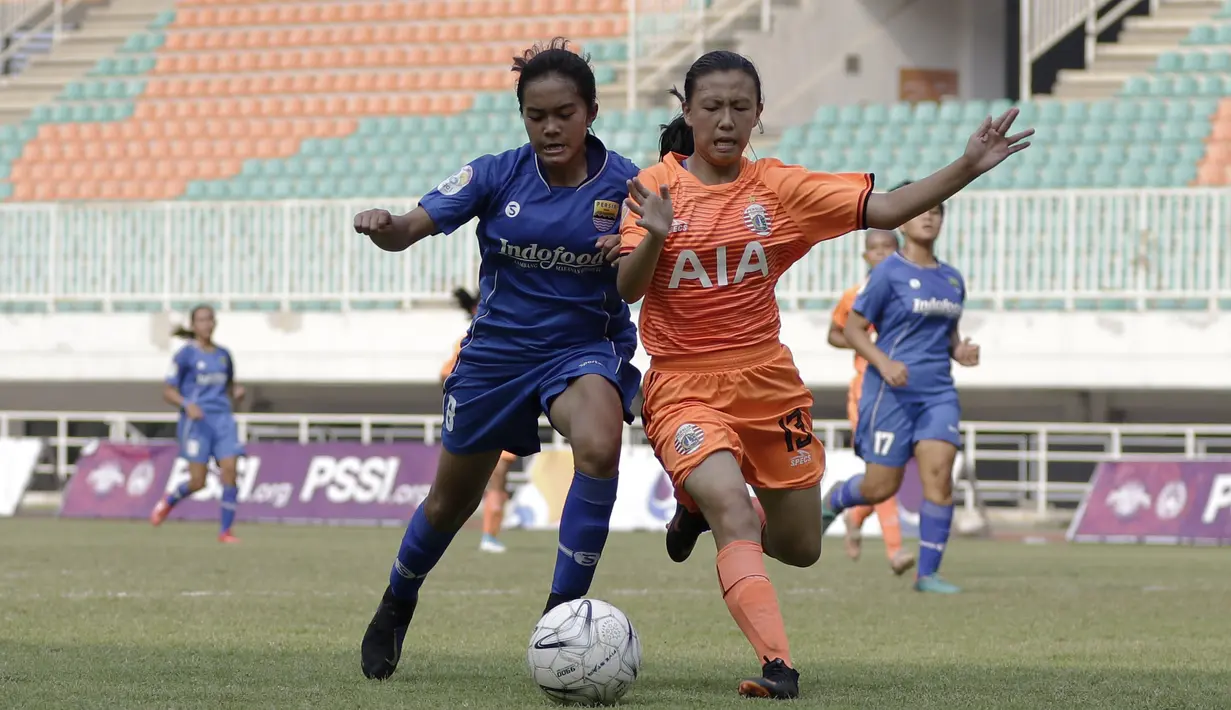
444;395;457;433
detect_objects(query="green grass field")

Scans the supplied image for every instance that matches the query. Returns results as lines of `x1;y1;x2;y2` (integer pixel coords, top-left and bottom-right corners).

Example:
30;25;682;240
1;518;1228;709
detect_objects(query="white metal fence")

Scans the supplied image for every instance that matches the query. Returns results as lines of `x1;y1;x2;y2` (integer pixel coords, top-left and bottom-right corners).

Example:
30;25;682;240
2;188;1231;312
7;409;1231;514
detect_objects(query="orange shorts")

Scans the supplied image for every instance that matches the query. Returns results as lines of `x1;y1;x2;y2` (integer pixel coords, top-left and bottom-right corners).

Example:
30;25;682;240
641;342;825;497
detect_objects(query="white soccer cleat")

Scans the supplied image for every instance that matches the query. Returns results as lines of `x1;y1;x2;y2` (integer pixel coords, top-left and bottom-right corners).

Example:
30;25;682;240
479;534;506;553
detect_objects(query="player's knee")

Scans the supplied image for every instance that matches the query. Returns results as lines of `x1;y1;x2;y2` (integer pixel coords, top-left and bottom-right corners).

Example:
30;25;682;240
919;468;954;505
705;494;762;543
861;474;899;504
569;429;621;479
771;533;821;568
421;486;482;533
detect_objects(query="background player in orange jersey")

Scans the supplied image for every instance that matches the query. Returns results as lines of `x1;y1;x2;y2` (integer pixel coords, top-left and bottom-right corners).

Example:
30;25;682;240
829;229;915;575
616;50;1031;700
442;288;516;554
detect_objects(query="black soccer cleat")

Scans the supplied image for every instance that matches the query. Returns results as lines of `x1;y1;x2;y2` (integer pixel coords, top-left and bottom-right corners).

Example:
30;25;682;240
360;585;417;680
665;502;711;563
542;592;573;617
737;657;800;700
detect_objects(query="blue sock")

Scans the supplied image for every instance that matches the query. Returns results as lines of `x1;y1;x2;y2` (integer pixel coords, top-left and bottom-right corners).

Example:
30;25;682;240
918;500;954;579
388;505;457;601
219;485;238;533
828;474;868;513
165;482;192;507
551;470;617;599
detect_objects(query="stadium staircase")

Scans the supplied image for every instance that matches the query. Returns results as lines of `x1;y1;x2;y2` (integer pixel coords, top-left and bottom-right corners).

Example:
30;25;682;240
1052;0;1223;100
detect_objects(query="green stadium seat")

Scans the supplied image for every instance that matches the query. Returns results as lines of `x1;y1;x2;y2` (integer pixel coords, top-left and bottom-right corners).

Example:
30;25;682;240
1155;52;1182;72
886;102;912;125
1183;25;1215;44
1062;101;1088;122
1121;76;1150;96
1180;53;1206;73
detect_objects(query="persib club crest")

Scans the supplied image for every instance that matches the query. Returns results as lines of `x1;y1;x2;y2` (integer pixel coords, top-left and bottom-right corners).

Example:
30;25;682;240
743;201;771;237
592;199;620;232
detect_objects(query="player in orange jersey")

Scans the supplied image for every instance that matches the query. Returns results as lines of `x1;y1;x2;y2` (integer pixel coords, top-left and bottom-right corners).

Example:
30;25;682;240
829;229;915;575
442;288;517;554
616;51;1031;699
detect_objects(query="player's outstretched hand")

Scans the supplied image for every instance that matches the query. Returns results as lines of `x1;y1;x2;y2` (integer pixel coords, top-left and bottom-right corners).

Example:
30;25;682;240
354;209;397;236
596;233;623;264
881;360;909;387
953;338;980;367
625;178;673;241
961;108;1033;177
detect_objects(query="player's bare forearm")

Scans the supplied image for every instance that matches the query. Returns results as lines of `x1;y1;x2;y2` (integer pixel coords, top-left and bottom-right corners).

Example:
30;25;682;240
162;384;184;409
616;235;666;304
864;158;977;230
844;314;892;372
367;208;439;252
828;323;851;349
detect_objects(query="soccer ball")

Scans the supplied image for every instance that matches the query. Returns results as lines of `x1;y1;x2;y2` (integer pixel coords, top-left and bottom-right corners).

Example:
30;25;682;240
527;598;641;706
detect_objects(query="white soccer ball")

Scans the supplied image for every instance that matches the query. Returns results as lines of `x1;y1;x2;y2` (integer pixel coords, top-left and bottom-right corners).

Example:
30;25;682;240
527;598;641;706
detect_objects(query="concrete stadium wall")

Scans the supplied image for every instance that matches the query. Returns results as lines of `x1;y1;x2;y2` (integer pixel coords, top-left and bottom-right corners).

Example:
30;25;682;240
740;0;1009;130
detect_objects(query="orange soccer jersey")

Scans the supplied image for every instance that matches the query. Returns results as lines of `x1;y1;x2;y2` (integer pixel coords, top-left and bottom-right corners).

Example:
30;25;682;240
831;283;874;430
622;153;873;493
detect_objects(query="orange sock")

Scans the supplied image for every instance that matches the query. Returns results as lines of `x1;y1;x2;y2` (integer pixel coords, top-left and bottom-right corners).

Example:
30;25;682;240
848;504;873;529
716;540;791;666
482;489;507;537
874;497;902;558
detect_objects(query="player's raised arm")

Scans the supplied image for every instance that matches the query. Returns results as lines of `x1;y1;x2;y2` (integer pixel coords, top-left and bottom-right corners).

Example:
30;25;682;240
616;173;674;304
353;206;440;252
356;156;497;252
864;108;1033;230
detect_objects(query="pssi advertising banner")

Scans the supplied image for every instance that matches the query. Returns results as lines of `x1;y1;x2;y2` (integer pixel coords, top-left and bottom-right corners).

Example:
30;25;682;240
63;440;946;535
61;441;440;526
1067;459;1231;545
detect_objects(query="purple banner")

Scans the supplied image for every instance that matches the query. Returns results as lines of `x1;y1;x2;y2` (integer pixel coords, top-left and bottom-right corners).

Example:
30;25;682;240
1067;459;1231;545
62;441;441;525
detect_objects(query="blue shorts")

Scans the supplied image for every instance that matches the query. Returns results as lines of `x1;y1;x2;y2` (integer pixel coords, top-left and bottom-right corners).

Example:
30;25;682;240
441;341;641;457
855;387;961;467
178;412;245;464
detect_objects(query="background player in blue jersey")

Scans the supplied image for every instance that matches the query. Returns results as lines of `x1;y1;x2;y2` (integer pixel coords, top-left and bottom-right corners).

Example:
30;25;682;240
822;183;980;594
351;38;642;680
150;304;246;544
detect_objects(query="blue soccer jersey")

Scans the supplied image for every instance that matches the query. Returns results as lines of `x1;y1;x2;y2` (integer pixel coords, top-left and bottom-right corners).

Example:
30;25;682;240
166;343;244;463
419;134;638;363
852;252;965;466
852;252;965;399
419;135;642;457
166;343;236;414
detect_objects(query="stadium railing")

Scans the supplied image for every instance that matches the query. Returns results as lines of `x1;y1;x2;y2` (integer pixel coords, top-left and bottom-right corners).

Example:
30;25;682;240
7;409;1231;515
2;187;1230;312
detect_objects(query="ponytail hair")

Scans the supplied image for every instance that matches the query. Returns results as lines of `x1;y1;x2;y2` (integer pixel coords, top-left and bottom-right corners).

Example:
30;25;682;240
658;88;693;159
452;287;479;314
172;304;213;339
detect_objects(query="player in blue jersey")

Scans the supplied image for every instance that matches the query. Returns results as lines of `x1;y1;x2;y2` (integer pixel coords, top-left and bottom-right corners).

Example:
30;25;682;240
150;304;246;543
351;38;642;681
821;182;980;593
